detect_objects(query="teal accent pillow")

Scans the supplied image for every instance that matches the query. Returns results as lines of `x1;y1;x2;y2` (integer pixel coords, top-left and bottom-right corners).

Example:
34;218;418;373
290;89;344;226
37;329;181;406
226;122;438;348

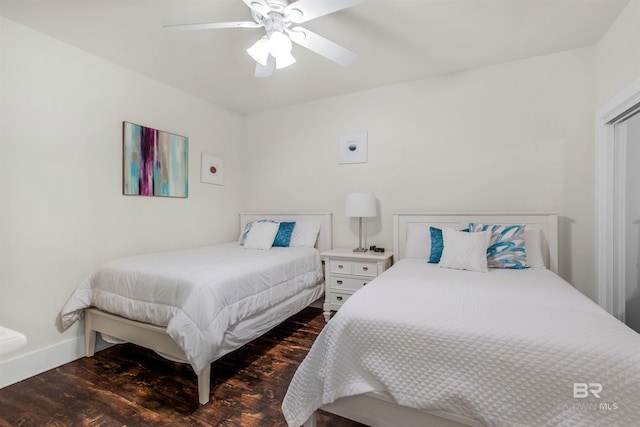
428;227;469;263
469;223;529;269
273;222;296;247
428;227;445;263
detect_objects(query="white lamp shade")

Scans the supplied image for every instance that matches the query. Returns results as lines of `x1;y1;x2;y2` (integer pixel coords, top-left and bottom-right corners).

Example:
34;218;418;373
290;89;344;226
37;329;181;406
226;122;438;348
247;37;270;66
345;193;377;218
268;32;296;69
275;51;296;69
268;31;292;56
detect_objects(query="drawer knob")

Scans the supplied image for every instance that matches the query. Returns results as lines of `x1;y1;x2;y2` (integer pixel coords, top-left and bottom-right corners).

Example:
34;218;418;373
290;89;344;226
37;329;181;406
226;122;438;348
363;282;368;286
337;280;343;285
338;265;344;269
362;267;369;271
337;296;343;301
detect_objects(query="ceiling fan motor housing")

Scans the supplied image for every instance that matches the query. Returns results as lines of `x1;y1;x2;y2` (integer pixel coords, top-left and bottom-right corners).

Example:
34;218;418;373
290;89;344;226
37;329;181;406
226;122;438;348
252;0;304;29
264;0;289;14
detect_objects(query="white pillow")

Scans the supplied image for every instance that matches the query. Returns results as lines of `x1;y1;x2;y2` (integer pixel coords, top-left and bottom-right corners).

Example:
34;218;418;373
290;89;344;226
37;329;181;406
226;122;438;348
524;229;545;268
238;219;275;245
243;221;279;250
404;224;431;259
289;220;322;247
439;228;491;273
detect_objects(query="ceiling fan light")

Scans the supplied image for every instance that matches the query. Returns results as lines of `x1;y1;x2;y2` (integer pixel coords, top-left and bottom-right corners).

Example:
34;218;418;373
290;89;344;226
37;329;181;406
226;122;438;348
275;51;296;69
246;37;270;66
268;31;293;57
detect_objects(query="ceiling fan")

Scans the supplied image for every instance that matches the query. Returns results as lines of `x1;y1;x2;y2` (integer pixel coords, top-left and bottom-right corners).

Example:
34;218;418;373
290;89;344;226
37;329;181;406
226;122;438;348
164;0;364;78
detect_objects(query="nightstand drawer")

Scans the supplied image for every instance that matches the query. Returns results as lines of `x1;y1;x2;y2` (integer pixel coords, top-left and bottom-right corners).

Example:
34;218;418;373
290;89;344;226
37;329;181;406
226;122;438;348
329;260;352;274
329;276;370;291
330;292;351;307
353;261;377;277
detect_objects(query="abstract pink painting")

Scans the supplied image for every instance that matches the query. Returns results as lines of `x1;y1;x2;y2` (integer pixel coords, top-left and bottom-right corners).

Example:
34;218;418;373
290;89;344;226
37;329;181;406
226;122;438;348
123;122;188;197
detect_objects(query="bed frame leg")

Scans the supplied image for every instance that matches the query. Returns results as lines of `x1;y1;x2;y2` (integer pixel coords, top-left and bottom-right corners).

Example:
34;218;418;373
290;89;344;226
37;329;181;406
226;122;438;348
303;412;317;427
84;311;96;357
198;364;211;405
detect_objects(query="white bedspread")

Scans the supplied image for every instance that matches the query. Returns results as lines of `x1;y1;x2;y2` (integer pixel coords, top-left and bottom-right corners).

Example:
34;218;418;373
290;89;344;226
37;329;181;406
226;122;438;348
61;242;323;375
283;259;640;426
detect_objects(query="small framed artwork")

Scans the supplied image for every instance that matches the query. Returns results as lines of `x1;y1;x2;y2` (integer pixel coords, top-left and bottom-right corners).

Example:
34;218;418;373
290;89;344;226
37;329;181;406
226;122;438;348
201;153;224;185
338;131;368;164
123;122;188;198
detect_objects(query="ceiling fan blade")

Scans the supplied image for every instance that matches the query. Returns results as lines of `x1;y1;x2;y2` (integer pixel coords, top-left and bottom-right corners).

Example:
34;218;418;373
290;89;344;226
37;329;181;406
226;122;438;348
285;0;365;24
164;21;262;31
255;55;276;78
241;0;271;18
287;27;357;67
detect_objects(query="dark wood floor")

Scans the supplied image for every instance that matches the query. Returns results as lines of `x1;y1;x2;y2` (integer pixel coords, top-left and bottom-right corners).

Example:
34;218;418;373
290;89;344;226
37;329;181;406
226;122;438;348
0;307;364;427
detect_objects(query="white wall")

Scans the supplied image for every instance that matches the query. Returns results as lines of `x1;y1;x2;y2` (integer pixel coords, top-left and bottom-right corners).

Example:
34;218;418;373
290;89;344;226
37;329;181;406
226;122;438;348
243;48;596;298
595;0;640;106
0;17;244;371
625;113;640;333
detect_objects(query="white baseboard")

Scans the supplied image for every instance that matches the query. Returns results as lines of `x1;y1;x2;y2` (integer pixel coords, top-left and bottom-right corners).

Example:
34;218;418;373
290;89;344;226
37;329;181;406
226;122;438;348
0;335;111;389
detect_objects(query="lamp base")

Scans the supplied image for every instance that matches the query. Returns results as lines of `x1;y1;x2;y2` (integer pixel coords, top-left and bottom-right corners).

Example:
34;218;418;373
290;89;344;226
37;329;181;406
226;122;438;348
353;247;368;253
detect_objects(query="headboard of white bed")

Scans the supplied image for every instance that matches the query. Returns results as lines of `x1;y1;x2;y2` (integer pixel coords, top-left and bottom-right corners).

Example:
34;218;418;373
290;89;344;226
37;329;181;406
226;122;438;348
392;212;558;273
239;212;333;254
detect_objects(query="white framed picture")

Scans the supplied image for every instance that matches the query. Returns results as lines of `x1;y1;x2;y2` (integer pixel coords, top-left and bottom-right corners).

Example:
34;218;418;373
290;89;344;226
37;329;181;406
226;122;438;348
338;131;368;164
201;153;224;185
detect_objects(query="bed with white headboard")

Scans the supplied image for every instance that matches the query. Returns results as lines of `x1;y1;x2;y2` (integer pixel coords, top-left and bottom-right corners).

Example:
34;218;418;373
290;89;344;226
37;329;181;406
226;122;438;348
284;212;640;427
392;212;558;270
60;212;332;406
240;212;333;254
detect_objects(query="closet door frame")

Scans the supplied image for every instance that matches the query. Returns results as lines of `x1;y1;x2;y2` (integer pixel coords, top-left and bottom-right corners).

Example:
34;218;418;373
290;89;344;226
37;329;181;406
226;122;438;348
595;78;640;319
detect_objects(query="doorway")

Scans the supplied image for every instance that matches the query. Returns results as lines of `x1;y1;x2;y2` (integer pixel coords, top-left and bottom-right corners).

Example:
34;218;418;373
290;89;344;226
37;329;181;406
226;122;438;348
623;113;640;332
595;78;640;328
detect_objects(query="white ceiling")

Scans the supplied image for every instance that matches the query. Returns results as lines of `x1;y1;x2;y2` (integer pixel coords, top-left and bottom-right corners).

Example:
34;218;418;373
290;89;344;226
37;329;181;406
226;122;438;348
0;0;629;114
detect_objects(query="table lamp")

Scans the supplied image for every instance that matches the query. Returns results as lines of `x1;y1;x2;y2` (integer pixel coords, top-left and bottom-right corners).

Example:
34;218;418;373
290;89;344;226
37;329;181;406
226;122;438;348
345;193;377;252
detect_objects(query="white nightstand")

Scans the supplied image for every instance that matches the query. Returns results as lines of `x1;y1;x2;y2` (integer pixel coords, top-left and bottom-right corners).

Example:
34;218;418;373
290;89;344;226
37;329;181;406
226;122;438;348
321;248;393;321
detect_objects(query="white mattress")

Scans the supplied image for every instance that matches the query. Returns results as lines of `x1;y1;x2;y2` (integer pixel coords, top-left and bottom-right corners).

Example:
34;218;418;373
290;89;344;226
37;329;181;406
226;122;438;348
61;242;323;375
283;259;640;426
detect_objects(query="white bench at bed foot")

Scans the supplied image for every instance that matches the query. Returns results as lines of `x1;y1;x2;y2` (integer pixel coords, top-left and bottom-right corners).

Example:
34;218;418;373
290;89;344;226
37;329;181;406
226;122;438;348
83;308;213;405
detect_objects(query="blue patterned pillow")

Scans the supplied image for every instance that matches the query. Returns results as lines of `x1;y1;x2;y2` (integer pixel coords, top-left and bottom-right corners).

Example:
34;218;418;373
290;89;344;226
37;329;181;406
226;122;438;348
273;222;295;247
428;227;469;263
468;223;529;269
239;219;276;245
